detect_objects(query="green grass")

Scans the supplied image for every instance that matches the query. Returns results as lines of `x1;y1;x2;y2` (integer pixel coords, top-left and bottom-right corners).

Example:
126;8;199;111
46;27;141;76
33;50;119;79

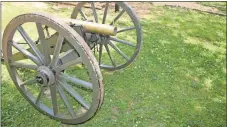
1;2;226;127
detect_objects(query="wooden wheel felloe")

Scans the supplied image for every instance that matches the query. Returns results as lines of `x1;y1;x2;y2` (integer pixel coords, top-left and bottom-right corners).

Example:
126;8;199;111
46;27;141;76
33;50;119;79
71;2;143;71
2;13;103;124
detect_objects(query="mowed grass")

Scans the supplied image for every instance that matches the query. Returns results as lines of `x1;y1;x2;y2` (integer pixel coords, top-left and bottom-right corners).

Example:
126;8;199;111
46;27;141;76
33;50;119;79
1;2;226;127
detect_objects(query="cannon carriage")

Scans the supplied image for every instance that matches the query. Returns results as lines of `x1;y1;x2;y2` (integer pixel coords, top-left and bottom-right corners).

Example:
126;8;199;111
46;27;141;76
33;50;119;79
2;2;142;124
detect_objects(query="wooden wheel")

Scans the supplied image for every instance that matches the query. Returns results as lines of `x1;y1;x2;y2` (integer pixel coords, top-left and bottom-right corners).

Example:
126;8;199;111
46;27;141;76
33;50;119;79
71;2;143;71
2;13;103;124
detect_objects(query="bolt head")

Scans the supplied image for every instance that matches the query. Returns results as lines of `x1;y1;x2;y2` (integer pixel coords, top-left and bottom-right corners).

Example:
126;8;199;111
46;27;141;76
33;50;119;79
36;76;44;84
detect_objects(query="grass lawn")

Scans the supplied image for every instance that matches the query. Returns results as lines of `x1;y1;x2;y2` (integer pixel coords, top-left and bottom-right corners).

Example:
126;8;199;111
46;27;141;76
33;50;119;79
1;2;226;127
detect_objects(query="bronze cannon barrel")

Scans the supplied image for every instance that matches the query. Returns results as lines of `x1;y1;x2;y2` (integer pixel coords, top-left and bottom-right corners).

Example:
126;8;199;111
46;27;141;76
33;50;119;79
62;18;117;36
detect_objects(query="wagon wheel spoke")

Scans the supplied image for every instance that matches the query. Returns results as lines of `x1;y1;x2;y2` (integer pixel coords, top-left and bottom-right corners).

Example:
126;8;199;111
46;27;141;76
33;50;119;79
59;73;92;90
36;23;51;65
109;36;136;47
58;80;90;110
17;25;44;63
107;40;129;61
50;34;64;68
10;61;38;70
102;2;109;24
56;83;76;118
110;9;125;25
98;44;103;65
49;84;58;115
20;78;37;86
117;26;136;33
12;41;41;65
79;9;87;20
91;2;98;23
35;86;45;104
104;43;116;67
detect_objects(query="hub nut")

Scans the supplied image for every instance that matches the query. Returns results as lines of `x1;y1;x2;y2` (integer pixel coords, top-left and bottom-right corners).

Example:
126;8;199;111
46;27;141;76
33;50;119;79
36;76;44;84
37;66;55;85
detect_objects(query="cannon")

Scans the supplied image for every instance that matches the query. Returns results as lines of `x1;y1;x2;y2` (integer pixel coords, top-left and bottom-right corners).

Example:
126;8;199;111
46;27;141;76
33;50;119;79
2;2;142;124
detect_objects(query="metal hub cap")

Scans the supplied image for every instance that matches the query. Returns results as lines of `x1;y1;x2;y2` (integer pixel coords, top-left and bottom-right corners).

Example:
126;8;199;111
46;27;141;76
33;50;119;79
37;66;55;85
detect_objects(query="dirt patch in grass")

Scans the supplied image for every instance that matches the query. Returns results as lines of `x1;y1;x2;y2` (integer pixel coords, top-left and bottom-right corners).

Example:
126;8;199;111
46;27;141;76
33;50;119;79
152;2;226;16
48;2;226;19
152;2;219;12
127;2;153;18
48;2;153;19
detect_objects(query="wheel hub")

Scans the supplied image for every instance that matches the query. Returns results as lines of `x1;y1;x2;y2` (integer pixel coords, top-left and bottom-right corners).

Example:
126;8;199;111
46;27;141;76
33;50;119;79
36;66;55;86
100;35;108;44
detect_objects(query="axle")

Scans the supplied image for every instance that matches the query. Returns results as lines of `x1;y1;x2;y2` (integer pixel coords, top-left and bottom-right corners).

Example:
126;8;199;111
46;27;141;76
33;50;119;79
62;18;117;36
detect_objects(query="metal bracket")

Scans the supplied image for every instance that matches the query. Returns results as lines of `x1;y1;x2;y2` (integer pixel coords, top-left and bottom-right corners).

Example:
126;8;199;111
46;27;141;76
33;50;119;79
70;24;88;42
